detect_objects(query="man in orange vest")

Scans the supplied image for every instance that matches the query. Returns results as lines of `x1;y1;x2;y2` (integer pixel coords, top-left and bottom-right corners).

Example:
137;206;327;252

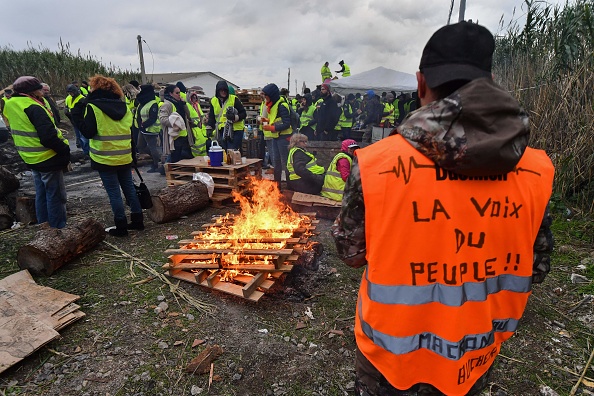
332;21;555;396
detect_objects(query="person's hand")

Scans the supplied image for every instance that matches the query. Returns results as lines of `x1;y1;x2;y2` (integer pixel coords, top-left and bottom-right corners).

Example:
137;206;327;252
225;107;235;119
260;117;269;123
262;124;275;132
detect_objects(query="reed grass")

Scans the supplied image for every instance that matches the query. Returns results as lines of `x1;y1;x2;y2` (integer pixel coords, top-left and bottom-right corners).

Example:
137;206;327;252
0;39;140;96
494;0;594;214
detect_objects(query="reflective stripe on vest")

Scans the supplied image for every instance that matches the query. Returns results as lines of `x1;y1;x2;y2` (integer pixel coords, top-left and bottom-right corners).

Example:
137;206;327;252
187;102;208;157
342;64;351;77
287;147;324;180
338;103;353;128
355;134;554;394
138;100;161;134
300;104;316;128
4;96;67;164
264;99;292;139
87;104;133;165
210;94;244;131
321;152;351;201
66;94;84;110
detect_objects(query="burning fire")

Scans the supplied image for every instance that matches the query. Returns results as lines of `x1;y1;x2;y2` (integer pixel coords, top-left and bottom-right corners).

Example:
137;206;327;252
182;178;311;281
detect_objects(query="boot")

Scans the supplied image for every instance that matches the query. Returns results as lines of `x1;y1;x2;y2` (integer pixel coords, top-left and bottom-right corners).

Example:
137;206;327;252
128;212;144;231
108;218;128;237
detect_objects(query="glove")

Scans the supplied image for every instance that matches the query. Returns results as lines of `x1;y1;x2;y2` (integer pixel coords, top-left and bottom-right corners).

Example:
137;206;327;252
262;124;275;132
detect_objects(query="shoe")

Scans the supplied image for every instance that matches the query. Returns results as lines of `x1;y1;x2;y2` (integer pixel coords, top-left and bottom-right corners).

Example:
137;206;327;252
108;218;128;237
147;167;159;173
127;212;144;231
158;166;165;176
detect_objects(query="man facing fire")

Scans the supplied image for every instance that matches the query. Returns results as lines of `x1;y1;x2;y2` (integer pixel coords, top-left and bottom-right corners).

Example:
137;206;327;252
332;21;554;395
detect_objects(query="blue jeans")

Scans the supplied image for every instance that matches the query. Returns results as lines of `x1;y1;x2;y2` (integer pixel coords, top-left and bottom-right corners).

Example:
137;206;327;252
98;168;141;222
32;169;67;228
270;135;290;185
73;125;89;155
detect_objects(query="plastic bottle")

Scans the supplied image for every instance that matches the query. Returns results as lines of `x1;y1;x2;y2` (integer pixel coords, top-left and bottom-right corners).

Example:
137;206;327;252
246;125;252;139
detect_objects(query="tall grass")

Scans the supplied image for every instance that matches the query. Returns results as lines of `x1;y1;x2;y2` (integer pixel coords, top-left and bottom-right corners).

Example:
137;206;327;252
0;39;140;96
494;0;594;214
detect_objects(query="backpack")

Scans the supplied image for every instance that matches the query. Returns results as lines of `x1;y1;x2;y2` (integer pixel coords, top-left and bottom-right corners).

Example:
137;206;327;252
282;97;301;131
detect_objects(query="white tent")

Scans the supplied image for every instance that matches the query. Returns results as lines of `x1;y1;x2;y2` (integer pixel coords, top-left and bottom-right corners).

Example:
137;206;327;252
328;66;417;96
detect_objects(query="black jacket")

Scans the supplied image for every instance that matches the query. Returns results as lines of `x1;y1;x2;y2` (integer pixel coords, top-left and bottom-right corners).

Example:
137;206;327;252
315;94;340;133
72;89;133;171
287;148;324;195
15;94;70;172
207;80;246;131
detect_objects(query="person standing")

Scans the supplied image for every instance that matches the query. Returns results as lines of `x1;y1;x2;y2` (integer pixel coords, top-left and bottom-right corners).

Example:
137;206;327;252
359;90;382;143
4;76;70;228
332;21;555;395
314;81;340;141
321;139;358;201
1;88;13;126
260;83;293;190
339;93;355;139
135;84;162;173
298;93;316;141
186;91;209;157
65;84;89;154
40;83;61;125
321;61;332;82
159;84;194;164
335;60;351;77
73;75;144;237
207;80;247;153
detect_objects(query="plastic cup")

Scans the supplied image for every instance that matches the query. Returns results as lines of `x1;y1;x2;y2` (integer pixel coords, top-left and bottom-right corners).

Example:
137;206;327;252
241;157;247;164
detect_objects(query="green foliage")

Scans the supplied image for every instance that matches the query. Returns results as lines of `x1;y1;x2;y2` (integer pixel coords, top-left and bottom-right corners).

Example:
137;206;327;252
0;39;140;96
493;0;594;214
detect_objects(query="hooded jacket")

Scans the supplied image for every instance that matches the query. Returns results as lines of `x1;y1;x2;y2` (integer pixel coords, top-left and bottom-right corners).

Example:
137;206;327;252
136;84;159;130
262;83;291;134
333;77;552;280
207;80;247;131
73;89;132;171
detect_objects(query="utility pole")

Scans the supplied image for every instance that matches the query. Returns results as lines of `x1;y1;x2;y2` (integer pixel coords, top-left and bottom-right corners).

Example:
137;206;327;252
458;0;466;22
287;68;290;94
137;35;147;84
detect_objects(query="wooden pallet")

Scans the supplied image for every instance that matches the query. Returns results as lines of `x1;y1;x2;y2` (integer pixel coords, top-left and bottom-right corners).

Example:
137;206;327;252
163;214;317;301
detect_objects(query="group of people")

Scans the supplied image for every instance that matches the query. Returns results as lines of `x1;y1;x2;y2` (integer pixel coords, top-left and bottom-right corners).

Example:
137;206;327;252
1;20;556;396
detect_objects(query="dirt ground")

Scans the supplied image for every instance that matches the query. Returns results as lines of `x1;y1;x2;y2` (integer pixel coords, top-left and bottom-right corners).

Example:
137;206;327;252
0;139;593;396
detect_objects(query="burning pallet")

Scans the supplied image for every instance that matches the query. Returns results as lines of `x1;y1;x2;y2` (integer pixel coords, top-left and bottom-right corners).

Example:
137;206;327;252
163;178;319;302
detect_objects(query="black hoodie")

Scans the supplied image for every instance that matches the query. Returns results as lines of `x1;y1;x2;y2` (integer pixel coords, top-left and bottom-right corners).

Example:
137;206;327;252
75;89;133;171
207;80;247;130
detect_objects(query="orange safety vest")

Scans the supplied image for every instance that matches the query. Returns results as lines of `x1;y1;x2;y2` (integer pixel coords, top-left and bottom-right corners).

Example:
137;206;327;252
356;134;554;395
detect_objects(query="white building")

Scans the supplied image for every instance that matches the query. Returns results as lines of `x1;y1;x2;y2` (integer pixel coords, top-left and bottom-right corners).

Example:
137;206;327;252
147;72;239;98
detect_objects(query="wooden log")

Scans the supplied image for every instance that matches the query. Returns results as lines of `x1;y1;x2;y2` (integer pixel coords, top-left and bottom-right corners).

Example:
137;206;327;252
15;195;37;225
17;218;106;276
0;203;14;230
0;166;20;197
147;181;210;224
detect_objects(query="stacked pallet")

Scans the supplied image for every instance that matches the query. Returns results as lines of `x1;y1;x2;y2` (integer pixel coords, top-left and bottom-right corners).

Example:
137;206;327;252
163;214;318;302
164;157;263;207
0;270;85;373
236;89;262;116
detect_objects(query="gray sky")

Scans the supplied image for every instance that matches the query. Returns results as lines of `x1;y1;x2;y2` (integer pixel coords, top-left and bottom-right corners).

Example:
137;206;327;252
2;0;563;93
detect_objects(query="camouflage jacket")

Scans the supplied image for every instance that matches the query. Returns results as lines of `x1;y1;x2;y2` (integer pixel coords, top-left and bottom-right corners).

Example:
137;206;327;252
332;78;553;283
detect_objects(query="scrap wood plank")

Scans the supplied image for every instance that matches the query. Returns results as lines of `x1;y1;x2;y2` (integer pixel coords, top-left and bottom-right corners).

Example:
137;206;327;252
163;262;219;270
241;272;266;298
222;264;293;272
184;237;300;244
291;192;341;207
164;248;294;256
166;270;267;302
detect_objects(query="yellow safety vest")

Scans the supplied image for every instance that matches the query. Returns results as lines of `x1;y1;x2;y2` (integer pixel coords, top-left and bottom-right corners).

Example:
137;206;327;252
287;147;325;180
87;103;133;166
264;99;293;138
187;102;208;157
320;152;351;201
65;94;84;110
137;100;161;134
300;104;316;128
210;94;244;132
4;96;68;164
338;104;353;129
342;63;351;77
382;102;395;124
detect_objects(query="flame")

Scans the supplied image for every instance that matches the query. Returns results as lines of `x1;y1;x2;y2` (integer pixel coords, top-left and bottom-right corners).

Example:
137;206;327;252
181;178;310;282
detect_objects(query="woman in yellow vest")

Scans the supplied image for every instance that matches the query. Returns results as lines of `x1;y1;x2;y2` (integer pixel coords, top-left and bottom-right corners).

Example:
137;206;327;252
320;139;358;201
74;75;143;237
187;91;208;157
286;133;325;194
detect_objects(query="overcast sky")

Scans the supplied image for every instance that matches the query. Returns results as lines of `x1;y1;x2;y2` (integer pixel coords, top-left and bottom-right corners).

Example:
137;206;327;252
2;0;565;94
